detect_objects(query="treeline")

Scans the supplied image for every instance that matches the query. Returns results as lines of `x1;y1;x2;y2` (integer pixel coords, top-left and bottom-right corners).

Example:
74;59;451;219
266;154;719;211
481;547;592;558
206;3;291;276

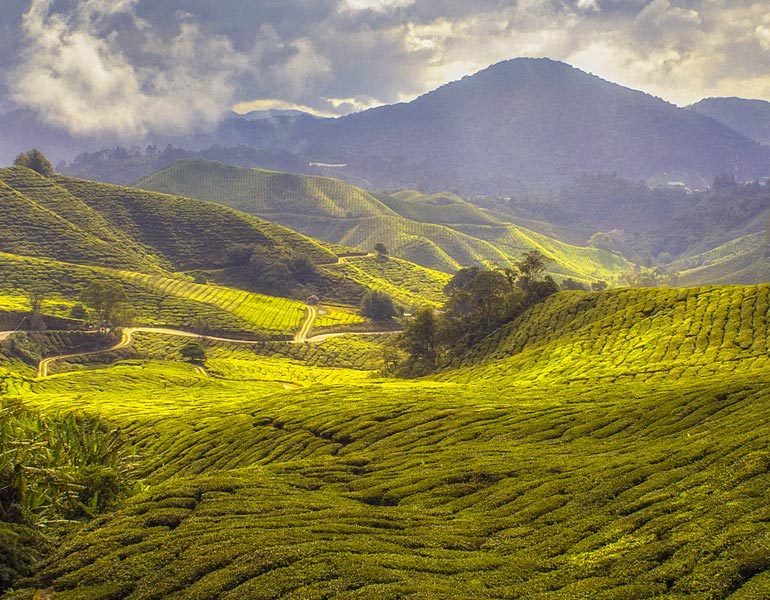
61;144;308;186
392;251;558;376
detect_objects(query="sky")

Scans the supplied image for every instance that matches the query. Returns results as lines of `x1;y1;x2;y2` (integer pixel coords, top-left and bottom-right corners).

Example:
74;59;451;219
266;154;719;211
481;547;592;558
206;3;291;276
3;0;770;139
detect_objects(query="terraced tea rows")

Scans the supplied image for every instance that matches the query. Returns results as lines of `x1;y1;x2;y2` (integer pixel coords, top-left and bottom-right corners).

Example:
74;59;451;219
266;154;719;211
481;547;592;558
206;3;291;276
138;160;632;280
2;284;769;598
322;255;449;308
449;284;770;386
121;273;308;334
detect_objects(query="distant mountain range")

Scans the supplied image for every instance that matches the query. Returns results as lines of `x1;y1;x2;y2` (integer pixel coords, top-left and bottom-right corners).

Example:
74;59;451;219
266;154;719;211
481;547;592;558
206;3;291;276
690;97;770;147
5;57;770;193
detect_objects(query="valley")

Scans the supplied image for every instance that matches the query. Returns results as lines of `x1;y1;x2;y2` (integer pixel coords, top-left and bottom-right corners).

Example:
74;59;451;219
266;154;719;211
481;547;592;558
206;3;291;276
2;36;770;599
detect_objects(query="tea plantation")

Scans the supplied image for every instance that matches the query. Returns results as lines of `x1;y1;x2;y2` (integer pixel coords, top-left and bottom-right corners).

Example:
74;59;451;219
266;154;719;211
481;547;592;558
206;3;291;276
2;282;770;598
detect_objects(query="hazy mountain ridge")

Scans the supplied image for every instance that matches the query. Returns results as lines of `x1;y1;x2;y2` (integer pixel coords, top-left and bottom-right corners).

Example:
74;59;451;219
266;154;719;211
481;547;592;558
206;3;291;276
6;58;770;194
691;97;770;146
292;58;770;192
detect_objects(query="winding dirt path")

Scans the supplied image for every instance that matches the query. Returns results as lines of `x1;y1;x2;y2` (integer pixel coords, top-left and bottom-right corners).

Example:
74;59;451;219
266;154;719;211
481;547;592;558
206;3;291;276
38;329;133;378
293;305;318;343
34;308;400;378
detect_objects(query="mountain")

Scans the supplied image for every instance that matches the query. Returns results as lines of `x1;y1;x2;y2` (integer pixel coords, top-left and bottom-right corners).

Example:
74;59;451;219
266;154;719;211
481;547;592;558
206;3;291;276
276;58;770;193
14;58;770;194
690;97;770;147
137;159;631;282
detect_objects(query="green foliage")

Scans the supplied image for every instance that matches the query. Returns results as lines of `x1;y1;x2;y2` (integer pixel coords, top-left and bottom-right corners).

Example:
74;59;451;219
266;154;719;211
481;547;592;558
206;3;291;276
399;307;438;373
2;282;770;596
80;281;128;329
0;400;134;527
399;252;559;369
68;303;88;320
359;289;398;321
179;341;205;363
14;150;53;177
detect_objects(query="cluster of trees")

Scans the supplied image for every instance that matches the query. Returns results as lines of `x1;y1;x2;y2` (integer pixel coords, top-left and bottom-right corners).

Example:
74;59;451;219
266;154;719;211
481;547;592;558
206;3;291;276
14;149;54;177
395;251;559;375
225;244;319;295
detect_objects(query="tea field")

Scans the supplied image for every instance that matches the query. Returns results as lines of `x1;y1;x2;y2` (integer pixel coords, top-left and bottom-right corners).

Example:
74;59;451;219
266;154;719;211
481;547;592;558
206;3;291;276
2;283;770;598
137;160;632;281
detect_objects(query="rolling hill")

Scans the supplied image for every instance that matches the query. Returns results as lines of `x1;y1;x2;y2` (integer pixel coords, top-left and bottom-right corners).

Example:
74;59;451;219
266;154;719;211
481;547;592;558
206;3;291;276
2;282;770;597
0;165;456;334
137;160;632;282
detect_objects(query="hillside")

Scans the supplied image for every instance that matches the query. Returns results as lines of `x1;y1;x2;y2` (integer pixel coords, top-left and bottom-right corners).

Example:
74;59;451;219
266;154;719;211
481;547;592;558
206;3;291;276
0;166;338;272
138;160;631;282
2;283;770;597
691;97;770;146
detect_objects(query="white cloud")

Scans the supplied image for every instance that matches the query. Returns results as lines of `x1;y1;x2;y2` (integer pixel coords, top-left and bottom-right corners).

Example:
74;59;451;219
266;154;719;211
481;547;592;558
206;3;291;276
11;0;244;138
343;0;415;13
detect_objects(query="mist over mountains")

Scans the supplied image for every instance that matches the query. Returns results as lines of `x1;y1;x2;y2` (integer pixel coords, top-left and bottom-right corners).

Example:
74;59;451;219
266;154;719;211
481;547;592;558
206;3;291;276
4;58;770;194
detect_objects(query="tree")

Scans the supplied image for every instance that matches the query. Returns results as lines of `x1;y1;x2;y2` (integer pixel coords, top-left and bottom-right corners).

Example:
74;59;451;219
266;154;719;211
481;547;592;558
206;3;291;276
68;304;88;321
14;150;54;177
28;291;46;332
399;308;438;370
179;342;206;363
360;290;398;320
80;282;128;330
374;243;388;256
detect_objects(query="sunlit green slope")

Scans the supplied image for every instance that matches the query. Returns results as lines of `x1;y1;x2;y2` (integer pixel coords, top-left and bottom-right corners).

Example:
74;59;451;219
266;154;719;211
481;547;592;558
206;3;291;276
321;254;450;308
137;160;631;281
0;166;338;273
672;234;770;287
0;252;362;337
3;283;770;598
447;284;770;385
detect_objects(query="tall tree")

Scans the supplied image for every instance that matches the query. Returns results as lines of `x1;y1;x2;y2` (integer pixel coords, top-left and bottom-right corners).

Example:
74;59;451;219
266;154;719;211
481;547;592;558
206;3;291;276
399;308;438;370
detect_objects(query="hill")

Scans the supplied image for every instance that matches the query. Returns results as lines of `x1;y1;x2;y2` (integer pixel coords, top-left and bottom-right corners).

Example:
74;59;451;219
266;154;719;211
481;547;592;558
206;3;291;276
138;160;631;282
0;166;338;272
691;97;770;146
3;283;770;597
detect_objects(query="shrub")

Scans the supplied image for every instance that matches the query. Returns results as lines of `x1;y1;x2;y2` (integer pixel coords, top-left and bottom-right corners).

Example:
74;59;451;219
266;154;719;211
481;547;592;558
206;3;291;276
180;341;206;363
360;290;398;321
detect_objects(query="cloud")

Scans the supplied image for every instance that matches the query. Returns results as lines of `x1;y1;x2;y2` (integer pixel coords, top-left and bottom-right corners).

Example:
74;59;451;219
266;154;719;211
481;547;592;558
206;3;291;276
10;0;246;138
342;0;415;13
6;0;770;138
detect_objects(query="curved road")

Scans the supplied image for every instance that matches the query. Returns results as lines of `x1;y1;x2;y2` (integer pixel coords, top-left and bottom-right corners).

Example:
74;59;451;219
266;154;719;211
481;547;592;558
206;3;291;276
293;305;318;343
38;328;134;378
32;311;400;378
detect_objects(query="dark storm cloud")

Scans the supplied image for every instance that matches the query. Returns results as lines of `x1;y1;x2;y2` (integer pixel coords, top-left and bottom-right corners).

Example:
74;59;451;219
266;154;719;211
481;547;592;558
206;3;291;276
4;0;770;137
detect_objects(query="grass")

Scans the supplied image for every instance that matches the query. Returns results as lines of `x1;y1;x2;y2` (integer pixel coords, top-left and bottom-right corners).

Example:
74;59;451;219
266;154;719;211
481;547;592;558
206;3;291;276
2;283;770;598
0;253;367;338
0;166;338;276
